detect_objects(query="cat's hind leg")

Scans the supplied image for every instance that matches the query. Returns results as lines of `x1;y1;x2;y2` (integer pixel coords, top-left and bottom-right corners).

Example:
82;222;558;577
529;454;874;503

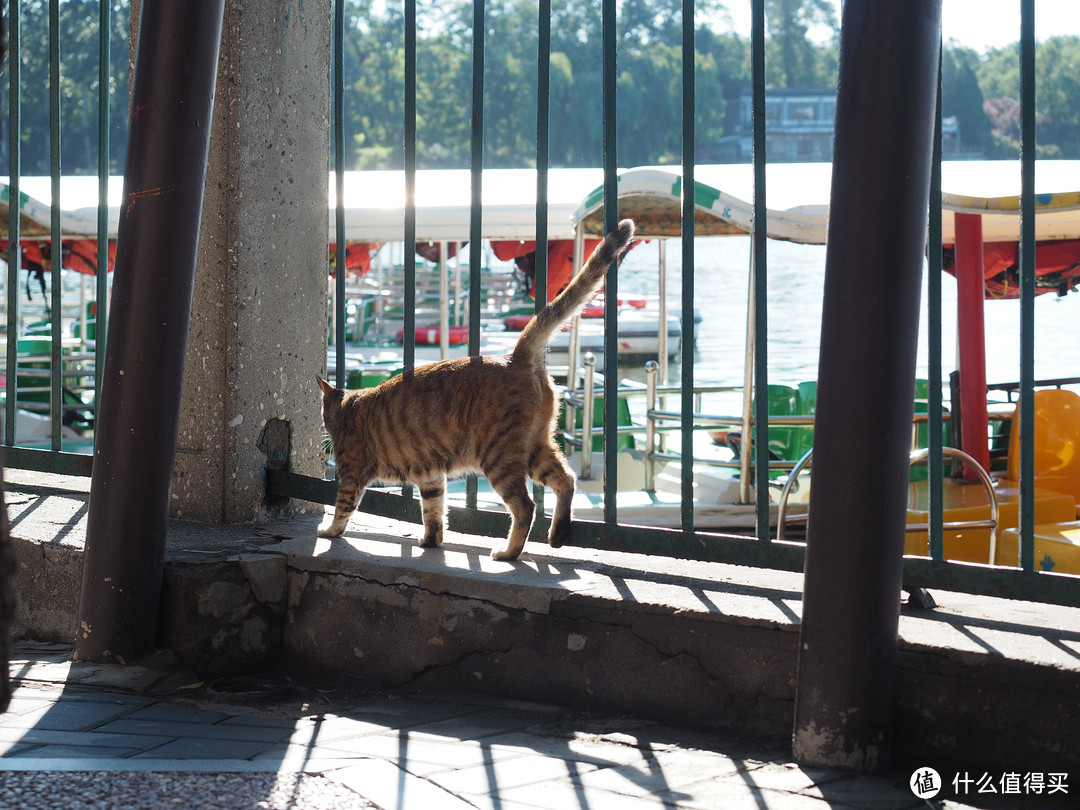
530;445;575;548
318;473;369;537
487;468;535;561
418;476;447;548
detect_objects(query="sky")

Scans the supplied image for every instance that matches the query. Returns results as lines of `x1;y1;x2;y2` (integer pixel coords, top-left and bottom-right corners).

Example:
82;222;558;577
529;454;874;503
940;0;1078;51
723;0;1080;54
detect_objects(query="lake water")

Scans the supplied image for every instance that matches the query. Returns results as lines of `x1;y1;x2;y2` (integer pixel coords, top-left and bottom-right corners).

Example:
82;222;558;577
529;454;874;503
617;235;1080;392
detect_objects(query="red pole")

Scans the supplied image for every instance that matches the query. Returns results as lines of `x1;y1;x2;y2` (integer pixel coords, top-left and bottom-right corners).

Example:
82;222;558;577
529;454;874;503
954;212;990;478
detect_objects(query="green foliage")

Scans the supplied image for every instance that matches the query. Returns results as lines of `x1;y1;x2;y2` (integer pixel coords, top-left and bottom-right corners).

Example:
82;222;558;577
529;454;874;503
976;36;1080;158
339;0;745;170
6;0;1080;176
941;45;992;156
764;0;838;88
0;0;130;175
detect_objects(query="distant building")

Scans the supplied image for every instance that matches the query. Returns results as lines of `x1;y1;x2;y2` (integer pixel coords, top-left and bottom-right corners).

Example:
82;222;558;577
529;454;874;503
706;88;960;162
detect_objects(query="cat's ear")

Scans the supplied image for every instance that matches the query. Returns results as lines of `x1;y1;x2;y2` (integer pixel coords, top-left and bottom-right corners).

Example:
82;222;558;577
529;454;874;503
316;376;338;398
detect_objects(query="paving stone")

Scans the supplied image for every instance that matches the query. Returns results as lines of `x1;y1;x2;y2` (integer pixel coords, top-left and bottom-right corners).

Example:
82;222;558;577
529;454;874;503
16;688;153;708
732;761;850;793
0;696;54;717
398;709;558;743
426;750;608;795
3;640;1016;810
0;699;139;732
478;729;658;769
495;777;678;810
0;727;174;750
123;703;233;725
92;718;292;743
296;730;513;775
285;713;401;745
218;713;301;730
129;736;278;761
796;773;925;809
565;744;753;796
330;758;480;810
4;744;147;759
662;779;846;810
0;741;41;757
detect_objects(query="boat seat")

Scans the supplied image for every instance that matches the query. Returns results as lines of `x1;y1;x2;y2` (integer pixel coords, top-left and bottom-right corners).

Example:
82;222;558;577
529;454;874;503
998;520;1080;574
727;384;814;468
562;395;636;452
346;366;402;389
1006;388;1080;514
904;477;1075;564
909;379;952;481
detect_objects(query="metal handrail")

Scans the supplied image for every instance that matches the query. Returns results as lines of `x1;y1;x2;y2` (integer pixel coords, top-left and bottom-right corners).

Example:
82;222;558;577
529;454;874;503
565;360;1005;560
909;447;1001;565
774;449;816;540
775;446;1000;564
579;353;596;479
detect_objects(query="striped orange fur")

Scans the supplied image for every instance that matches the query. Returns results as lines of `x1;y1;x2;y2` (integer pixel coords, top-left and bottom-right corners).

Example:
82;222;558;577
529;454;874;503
316;219;635;560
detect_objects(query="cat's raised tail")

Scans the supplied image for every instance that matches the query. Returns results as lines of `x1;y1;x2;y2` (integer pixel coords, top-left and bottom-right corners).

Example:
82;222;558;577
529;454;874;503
511;218;635;369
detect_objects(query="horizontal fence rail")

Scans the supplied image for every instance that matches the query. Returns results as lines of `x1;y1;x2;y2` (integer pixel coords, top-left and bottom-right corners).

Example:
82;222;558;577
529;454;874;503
3;1;1077;609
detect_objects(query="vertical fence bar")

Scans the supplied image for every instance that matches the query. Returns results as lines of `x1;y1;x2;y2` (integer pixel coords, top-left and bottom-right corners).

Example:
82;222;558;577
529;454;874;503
400;0;417;503
403;0;416;375
679;0;695;534
535;0;550;313
927;52;945;561
534;0;551;514
750;0;769;541
95;0;111;417
5;0;21;448
468;0;484;357
466;0;485;510
601;0;618;524
48;0;62;452
1017;0;1036;571
332;0;346;388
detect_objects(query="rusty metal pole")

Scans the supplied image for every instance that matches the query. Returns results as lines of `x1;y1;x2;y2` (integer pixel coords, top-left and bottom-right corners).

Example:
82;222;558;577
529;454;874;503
74;0;225;663
792;0;942;771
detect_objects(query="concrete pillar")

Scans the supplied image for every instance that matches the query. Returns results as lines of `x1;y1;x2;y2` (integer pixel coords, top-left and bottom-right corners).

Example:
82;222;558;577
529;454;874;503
171;0;331;523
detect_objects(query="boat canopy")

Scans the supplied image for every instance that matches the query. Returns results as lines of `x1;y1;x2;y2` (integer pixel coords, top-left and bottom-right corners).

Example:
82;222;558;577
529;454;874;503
6;160;1080;247
570;162;1080;246
1;169;604;243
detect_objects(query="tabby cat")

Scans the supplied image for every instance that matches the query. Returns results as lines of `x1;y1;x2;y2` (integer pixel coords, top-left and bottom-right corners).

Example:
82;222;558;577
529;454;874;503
316;218;635;561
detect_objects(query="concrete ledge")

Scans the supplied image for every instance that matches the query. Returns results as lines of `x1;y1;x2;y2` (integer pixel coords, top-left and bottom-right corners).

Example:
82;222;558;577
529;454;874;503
6;473;1080;771
279;524;803;742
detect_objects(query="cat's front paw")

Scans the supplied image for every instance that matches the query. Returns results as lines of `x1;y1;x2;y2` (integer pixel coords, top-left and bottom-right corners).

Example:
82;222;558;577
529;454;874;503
317;517;347;538
491;548;520;562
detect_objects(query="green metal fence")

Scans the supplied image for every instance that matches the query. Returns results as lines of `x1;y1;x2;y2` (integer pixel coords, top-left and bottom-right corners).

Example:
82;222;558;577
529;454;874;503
3;0;111;477
4;0;1077;607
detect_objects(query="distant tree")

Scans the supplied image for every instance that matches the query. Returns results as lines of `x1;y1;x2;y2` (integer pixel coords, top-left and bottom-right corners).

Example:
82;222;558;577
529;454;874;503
977;36;1080;158
695;27;751;139
343;1;407;170
941;44;992;156
0;0;130;175
1031;36;1080;157
765;0;838;88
